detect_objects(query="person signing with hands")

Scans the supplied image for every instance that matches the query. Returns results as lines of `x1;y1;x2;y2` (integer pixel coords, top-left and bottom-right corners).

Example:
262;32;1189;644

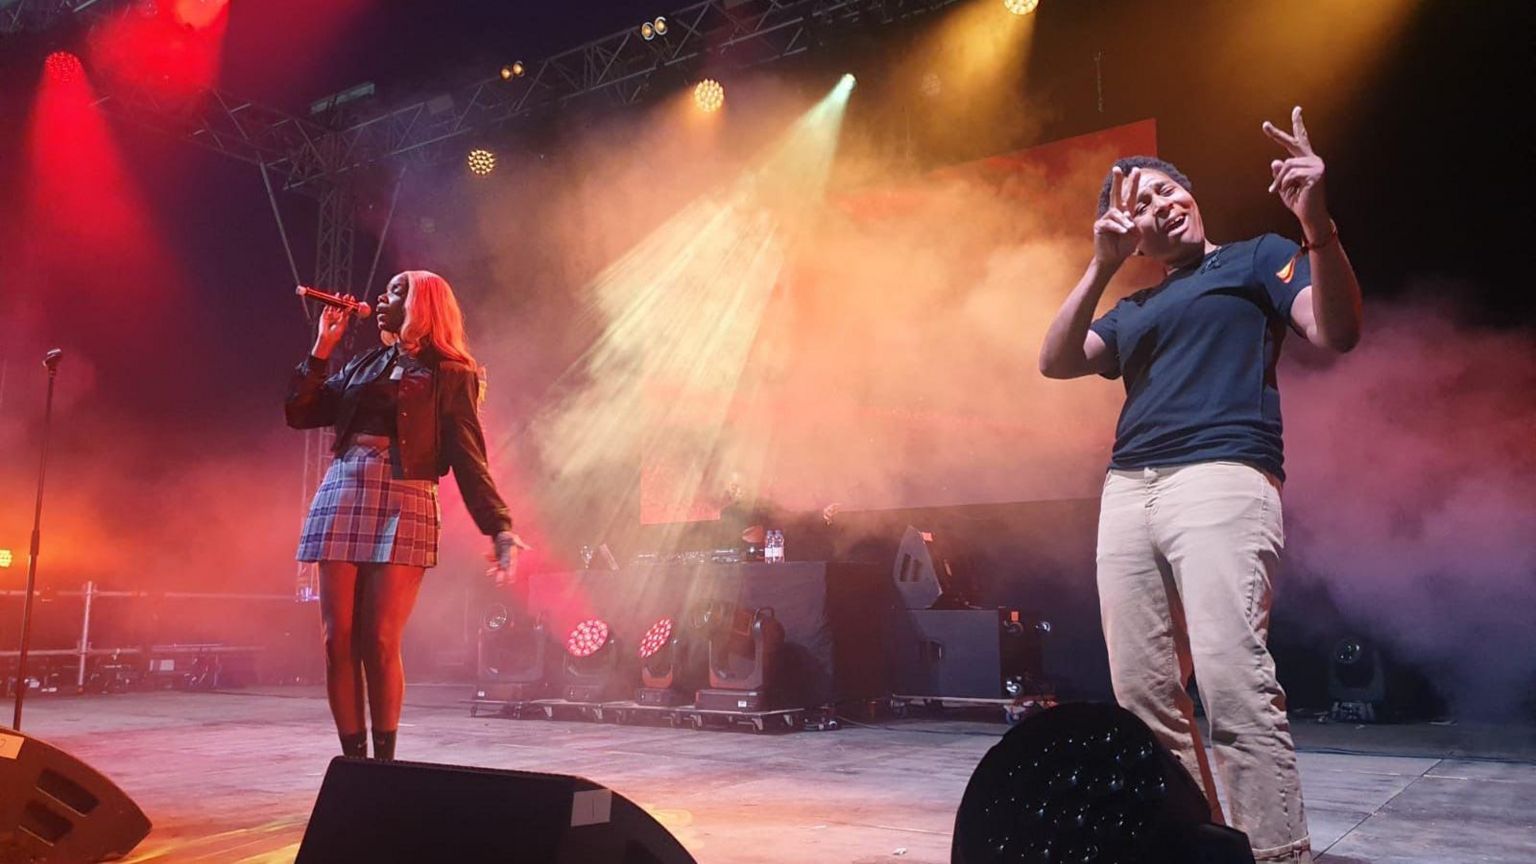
1038;107;1361;864
288;271;525;761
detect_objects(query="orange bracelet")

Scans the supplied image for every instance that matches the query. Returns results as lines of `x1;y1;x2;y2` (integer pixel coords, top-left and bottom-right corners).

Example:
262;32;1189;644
1301;220;1339;253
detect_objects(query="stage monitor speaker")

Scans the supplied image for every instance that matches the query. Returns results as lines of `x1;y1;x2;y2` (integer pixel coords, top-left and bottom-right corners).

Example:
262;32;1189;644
888;608;1046;699
892;526;977;609
0;728;151;863
296;757;697;864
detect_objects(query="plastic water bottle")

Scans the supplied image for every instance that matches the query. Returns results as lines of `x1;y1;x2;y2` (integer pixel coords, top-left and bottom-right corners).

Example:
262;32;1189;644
765;529;784;563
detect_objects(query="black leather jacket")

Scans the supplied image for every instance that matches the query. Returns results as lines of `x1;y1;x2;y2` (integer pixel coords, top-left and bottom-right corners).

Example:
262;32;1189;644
285;344;512;536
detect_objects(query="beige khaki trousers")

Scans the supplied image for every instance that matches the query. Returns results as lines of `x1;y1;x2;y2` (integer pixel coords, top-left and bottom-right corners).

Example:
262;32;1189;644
1096;461;1310;863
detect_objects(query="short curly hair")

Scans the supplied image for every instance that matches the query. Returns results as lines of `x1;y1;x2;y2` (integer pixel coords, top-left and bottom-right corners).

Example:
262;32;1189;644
1096;156;1193;217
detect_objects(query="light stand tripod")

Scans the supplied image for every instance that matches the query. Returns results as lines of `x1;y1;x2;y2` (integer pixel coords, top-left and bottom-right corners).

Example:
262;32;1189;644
12;348;63;730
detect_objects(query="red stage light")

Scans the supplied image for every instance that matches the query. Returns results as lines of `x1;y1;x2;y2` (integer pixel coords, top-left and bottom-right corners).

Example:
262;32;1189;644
44;51;84;84
173;0;228;30
566;618;610;658
638;617;675;659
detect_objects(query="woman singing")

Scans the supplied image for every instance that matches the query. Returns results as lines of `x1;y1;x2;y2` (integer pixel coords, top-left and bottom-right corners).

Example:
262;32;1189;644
1038;107;1362;863
286;270;521;761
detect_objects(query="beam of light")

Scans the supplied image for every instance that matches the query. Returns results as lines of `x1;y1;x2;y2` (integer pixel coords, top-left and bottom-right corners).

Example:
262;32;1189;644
26;49;162;273
88;0;230;97
1204;0;1420;141
518;78;856;548
903;0;1038;155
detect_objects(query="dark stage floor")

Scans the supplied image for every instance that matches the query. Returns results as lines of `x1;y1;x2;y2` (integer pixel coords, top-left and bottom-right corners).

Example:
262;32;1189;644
13;686;1536;863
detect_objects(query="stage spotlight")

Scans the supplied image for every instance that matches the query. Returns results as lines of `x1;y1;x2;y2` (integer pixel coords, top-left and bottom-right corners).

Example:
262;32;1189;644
640;21;656;40
44;51;84;84
693;78;725;113
637;615;701;706
499;61;526;80
953;703;1255;864
653;16;668;36
1003;0;1040;15
638;616;674;662
475;604;552;703
694;602;784;711
466;148;496;176
1328;636;1386;723
567;618;610;658
563;617;622;702
171;0;227;29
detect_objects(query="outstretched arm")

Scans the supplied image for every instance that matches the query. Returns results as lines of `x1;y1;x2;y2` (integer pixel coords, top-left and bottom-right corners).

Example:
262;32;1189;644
1264;106;1363;352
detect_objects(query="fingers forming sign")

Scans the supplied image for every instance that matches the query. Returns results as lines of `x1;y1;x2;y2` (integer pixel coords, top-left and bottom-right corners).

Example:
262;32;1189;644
1110;165;1142;215
1092;166;1143;266
1262;105;1328;227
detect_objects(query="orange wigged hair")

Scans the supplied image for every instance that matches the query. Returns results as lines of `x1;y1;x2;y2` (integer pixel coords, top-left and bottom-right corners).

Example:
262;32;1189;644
383;270;476;367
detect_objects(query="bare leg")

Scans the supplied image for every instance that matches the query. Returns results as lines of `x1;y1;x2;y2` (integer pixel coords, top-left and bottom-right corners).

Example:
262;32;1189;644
359;563;426;758
318;562;367;743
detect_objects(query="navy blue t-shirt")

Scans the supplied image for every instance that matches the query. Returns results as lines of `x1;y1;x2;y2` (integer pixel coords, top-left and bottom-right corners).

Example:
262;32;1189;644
1088;234;1311;481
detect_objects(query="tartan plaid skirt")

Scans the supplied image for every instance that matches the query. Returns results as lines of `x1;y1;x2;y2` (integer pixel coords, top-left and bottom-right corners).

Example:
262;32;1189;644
296;434;441;567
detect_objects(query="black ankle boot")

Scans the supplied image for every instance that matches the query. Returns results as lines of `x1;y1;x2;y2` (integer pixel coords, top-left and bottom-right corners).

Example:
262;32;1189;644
371;729;397;761
339;730;368;759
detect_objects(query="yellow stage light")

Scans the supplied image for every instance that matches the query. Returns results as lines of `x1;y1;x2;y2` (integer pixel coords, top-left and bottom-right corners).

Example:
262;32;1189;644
694;78;725;113
653;16;668;36
500;61;526;80
467;148;496;176
1004;0;1039;15
641;21;656;40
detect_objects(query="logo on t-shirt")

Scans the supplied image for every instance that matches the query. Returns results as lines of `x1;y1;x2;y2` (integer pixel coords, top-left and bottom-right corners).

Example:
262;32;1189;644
1275;254;1299;284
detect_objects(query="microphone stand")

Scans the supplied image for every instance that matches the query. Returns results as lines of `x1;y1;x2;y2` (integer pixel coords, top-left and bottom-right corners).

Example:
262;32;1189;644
12;349;62;731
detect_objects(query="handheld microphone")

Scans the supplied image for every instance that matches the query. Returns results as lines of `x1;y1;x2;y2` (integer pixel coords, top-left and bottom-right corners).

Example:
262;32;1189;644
296;285;372;318
43;348;63;369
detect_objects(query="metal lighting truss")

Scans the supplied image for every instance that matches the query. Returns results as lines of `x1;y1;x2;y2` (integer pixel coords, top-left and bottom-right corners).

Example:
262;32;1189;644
0;0;127;35
91;0;959;190
322;0;962;171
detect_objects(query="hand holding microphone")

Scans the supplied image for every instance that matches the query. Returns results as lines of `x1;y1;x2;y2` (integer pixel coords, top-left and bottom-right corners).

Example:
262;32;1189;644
302;286;369;361
297;285;372;318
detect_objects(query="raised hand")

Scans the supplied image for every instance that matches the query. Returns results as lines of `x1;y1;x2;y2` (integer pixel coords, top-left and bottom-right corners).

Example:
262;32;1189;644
1093;166;1143;267
311;302;351;360
1262;106;1329;234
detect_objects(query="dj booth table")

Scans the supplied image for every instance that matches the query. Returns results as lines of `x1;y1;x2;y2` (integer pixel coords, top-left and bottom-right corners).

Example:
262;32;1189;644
526;562;895;709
